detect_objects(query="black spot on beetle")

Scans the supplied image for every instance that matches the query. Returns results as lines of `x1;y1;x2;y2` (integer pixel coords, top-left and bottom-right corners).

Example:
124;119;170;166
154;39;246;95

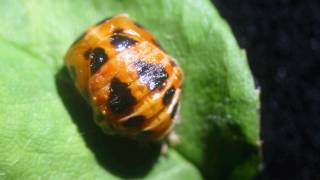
89;47;108;73
113;28;124;34
71;32;86;47
96;16;112;26
110;35;138;51
108;78;137;114
171;103;179;118
83;48;92;59
123;116;145;128
163;87;176;105
134;61;168;90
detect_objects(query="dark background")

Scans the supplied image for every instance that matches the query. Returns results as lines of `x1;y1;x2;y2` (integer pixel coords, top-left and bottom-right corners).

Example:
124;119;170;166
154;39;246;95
213;1;320;180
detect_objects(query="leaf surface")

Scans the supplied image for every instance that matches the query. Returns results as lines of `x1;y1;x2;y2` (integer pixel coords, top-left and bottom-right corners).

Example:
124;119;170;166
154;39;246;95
0;0;260;179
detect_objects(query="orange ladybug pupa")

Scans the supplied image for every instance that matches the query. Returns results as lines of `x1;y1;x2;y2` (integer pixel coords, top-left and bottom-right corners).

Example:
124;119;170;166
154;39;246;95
64;14;183;142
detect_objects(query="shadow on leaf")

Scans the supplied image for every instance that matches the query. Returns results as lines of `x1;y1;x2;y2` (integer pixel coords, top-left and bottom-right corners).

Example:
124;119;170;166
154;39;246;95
55;67;161;178
203;118;261;180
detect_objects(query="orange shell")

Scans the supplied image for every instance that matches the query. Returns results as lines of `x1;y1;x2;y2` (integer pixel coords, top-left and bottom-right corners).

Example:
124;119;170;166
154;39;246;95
64;14;183;141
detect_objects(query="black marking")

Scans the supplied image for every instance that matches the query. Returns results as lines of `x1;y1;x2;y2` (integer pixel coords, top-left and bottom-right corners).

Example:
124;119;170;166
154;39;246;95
71;32;86;47
123;116;145;128
89;47;108;73
108;78;137;114
171;103;179;118
163;87;176;105
110;35;138;51
113;28;124;34
135;130;153;141
134;61;168;90
96;16;112;26
83;48;92;59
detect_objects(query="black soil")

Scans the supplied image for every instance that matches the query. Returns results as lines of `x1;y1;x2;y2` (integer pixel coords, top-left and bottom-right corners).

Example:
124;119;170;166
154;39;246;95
213;1;320;180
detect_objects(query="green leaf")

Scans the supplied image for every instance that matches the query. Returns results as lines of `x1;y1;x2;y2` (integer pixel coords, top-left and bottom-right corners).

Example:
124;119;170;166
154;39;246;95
0;0;260;179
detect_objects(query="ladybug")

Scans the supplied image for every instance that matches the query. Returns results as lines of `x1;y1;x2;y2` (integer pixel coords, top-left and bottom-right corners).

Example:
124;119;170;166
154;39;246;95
64;14;183;143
